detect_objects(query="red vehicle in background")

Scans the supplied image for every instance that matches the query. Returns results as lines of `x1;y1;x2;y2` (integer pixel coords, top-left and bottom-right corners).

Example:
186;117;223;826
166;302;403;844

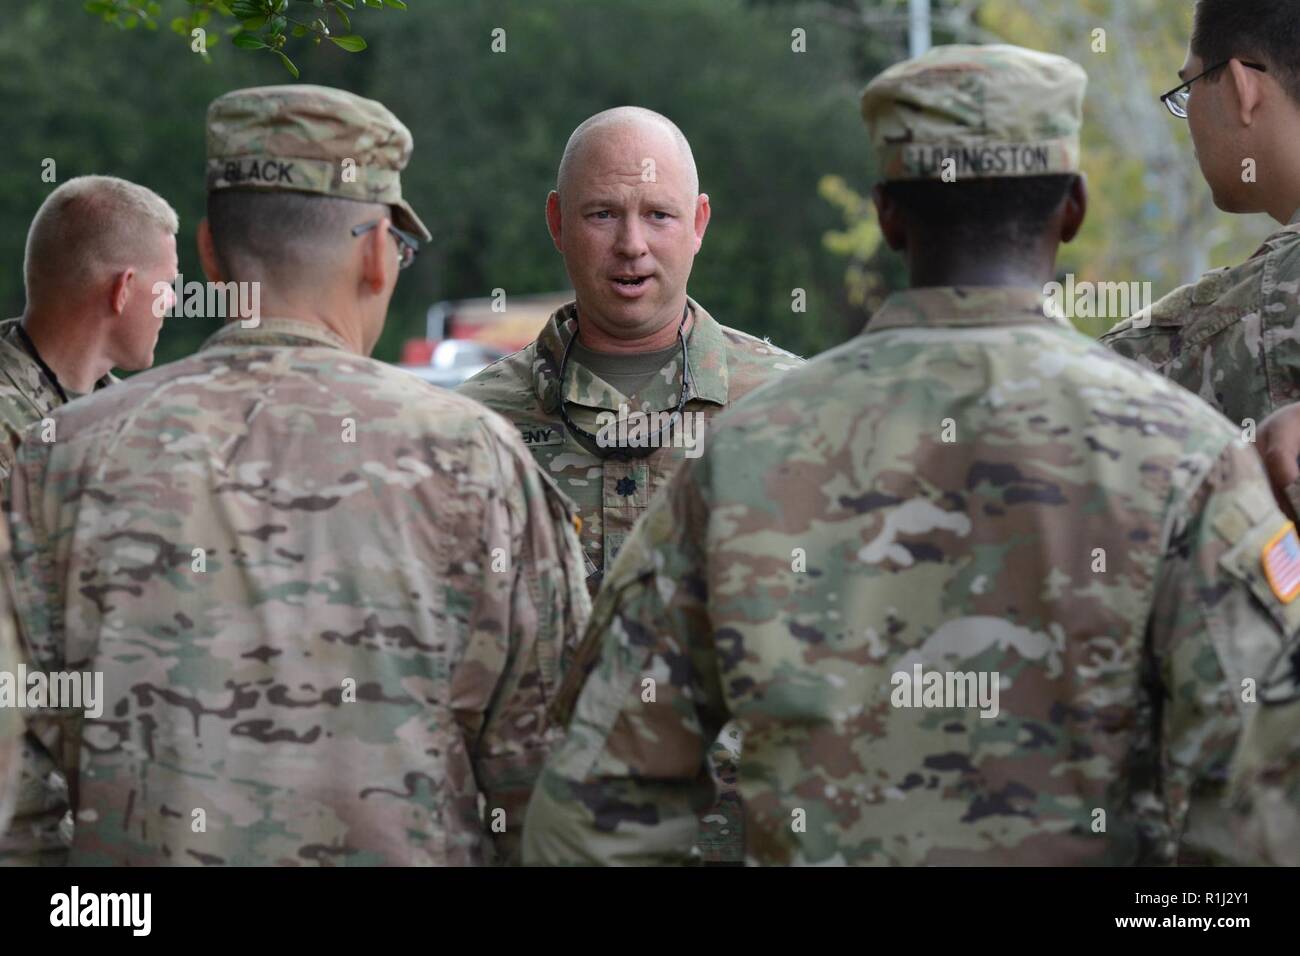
398;291;572;389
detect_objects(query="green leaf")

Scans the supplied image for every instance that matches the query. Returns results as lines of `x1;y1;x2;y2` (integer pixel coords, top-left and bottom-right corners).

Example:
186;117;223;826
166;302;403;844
327;33;366;51
232;31;267;48
170;16;189;34
241;15;267;28
291;24;307;36
384;0;407;8
275;50;300;77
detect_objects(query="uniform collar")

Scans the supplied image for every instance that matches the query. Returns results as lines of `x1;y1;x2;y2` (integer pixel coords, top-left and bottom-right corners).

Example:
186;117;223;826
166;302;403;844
0;318;114;410
200;317;354;353
1289;206;1300;228
532;297;730;413
866;286;1063;332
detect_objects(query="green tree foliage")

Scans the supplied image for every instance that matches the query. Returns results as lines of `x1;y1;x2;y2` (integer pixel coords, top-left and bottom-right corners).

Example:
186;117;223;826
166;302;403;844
757;0;1279;338
82;0;403;77
4;0;879;368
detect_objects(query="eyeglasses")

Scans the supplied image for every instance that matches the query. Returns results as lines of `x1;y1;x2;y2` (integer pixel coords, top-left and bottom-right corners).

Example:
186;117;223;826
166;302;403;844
351;220;420;270
1161;59;1268;118
557;304;692;461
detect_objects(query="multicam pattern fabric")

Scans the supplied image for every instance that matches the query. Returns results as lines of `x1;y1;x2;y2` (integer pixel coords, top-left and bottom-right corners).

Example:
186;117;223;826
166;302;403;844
2;317;590;866
523;286;1295;866
860;44;1086;181
0;521;20;835
459;298;801;864
0;317;115;864
206;84;430;241
1228;634;1300;865
1102;209;1300;429
0;317;114;482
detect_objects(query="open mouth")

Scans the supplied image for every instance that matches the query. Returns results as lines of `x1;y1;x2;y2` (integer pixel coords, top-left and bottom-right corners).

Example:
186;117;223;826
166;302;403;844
611;275;650;287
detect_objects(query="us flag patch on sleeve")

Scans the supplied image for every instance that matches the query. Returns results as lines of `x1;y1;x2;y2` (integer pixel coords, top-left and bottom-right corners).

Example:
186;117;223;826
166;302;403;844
1262;523;1300;604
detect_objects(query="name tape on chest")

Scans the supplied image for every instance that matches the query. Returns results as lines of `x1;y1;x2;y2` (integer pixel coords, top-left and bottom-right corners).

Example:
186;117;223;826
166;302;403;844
517;423;564;448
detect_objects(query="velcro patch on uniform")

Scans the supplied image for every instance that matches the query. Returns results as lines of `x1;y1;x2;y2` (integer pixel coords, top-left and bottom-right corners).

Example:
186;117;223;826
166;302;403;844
517;423;564;447
1262;524;1300;604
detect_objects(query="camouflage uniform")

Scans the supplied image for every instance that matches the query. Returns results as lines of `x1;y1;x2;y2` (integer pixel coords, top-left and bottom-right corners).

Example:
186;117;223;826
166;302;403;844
522;46;1296;867
1;86;589;867
0;521;20;835
1102;211;1300;429
1228;635;1300;865
0;317;115;481
0;271;117;865
460;299;800;863
459;300;801;586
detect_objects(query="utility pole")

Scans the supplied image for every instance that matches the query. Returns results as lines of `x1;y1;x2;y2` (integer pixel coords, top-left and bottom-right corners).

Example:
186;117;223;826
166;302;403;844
909;0;932;57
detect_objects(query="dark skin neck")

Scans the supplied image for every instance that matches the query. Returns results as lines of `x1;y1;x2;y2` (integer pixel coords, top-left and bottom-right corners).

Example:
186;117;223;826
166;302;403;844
872;176;1089;291
904;232;1061;289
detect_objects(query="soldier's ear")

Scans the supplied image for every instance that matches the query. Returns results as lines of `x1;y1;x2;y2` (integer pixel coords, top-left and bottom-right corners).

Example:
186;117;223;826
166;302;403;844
1228;58;1266;127
693;193;711;253
1060;174;1088;245
359;215;393;294
197;219;226;284
546;191;563;253
873;184;907;252
109;268;134;316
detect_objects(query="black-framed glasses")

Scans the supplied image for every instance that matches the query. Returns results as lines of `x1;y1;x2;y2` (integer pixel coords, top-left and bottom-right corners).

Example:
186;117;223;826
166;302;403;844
557;303;692;461
351;220;420;270
1161;59;1268;118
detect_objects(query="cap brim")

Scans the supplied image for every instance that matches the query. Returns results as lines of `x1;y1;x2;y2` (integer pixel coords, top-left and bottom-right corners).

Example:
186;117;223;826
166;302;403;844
392;199;431;243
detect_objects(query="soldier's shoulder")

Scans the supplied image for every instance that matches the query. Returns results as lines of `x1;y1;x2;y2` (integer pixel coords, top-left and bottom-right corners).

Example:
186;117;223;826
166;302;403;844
717;323;804;367
1103;249;1278;346
1099;282;1195;344
0;321;41;398
456;343;539;414
1037;328;1241;447
45;346;513;445
715;324;804;405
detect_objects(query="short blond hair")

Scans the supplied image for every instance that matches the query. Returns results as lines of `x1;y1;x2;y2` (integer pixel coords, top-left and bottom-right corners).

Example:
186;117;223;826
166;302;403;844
24;175;179;306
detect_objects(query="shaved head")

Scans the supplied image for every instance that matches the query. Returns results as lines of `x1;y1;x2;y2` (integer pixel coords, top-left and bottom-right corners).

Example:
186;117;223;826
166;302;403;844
557;107;699;199
546;106;711;350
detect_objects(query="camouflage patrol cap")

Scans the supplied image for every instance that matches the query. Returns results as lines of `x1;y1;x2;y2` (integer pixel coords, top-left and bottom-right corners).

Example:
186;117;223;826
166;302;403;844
860;44;1087;182
206;84;431;240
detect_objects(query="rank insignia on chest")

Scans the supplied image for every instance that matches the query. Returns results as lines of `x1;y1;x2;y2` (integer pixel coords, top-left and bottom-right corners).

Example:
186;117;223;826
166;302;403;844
517;423;564;447
1262;523;1300;604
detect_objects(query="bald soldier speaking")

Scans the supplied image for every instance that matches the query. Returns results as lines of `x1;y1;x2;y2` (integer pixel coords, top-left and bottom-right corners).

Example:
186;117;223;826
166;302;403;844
459;107;801;864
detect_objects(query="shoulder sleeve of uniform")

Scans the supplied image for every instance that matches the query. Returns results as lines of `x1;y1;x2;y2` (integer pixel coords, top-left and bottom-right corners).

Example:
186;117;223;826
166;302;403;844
455;418;590;864
1150;436;1300;862
0;459;68;864
1227;634;1300;864
455;349;536;412
1100;282;1197;345
0;521;19;834
523;461;724;866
